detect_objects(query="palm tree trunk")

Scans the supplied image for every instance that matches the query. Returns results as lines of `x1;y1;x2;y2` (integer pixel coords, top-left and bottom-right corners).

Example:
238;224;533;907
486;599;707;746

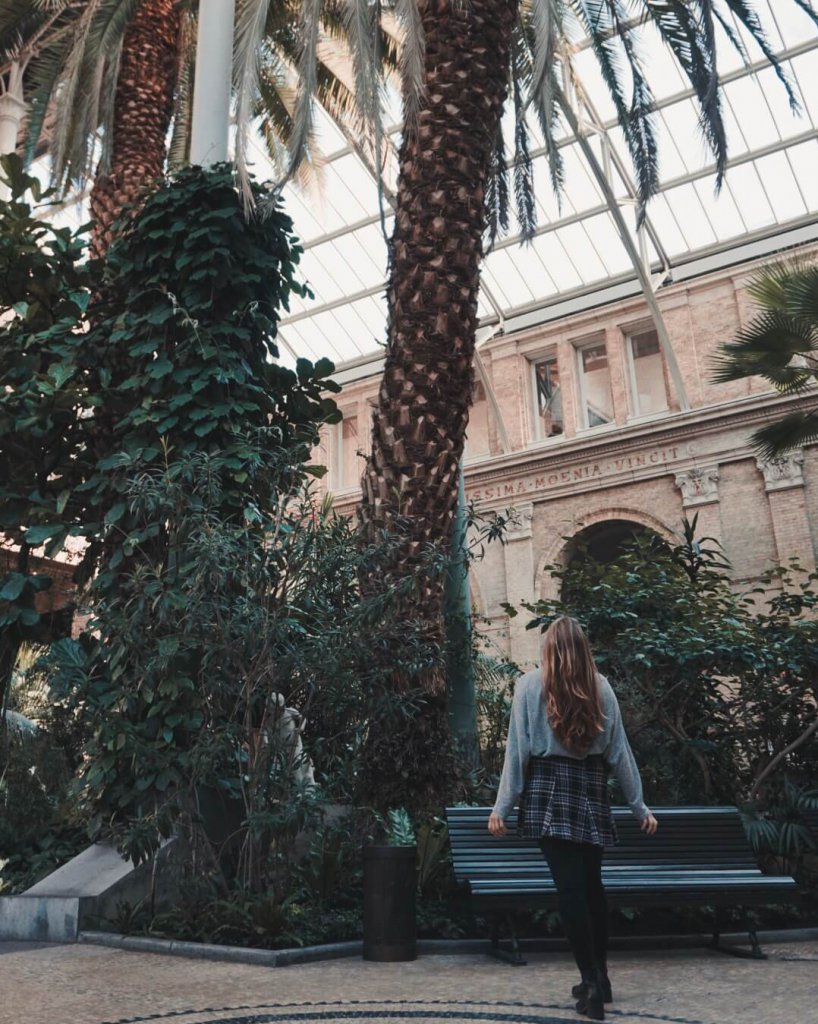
358;0;517;813
89;0;182;260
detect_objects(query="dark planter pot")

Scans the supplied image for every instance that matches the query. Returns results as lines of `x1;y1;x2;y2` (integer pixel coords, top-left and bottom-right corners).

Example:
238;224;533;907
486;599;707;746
362;844;417;962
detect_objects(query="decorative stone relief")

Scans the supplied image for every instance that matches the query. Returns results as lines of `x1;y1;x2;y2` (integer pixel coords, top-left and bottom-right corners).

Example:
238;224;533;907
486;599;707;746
674;465;720;507
756;450;805;492
504;501;534;542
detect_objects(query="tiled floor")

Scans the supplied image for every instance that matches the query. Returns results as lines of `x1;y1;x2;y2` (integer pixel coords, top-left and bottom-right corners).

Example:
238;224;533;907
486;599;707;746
2;940;816;1024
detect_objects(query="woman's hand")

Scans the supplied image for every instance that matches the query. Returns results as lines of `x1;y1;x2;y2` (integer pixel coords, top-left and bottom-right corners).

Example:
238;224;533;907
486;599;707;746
488;812;508;836
641;811;658;836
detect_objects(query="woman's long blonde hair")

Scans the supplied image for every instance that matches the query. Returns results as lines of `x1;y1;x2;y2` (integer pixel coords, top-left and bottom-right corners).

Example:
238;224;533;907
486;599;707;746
542;616;603;753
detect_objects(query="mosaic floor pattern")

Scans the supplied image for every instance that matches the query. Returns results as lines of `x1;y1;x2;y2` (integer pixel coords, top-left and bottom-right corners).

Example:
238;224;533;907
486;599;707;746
98;999;710;1024
3;941;815;1024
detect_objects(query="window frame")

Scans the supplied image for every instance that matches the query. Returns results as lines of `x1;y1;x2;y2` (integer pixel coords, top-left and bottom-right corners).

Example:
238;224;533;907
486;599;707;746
624;324;670;419
574;336;614;431
529;349;564;442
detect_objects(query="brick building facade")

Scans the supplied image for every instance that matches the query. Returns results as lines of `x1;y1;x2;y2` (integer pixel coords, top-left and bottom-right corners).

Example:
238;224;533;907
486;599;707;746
319;245;818;669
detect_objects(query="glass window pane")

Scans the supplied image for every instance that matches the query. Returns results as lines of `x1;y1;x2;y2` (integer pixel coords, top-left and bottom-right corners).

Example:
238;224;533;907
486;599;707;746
630;329;669;415
533;356;564;438
579;342;613;427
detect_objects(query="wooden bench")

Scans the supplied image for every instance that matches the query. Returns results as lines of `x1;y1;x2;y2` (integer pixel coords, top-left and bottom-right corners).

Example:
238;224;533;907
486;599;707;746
446;805;799;964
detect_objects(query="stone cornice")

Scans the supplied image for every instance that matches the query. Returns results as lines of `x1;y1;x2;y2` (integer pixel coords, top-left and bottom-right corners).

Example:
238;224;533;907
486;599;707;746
463;389;815;486
328;391;816;514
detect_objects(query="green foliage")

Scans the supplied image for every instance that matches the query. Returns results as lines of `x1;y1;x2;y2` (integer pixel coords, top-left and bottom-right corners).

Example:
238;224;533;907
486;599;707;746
713;259;818;458
525;516;818;807
743;781;818;863
0;162;340;707
44;445;454;896
384;807;415;846
0;718;87;894
0;156;91;689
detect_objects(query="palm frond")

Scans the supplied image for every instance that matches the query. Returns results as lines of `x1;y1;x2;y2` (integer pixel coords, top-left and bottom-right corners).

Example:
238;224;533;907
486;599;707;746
568;0;659;213
640;0;728;187
168;9;196;170
485;119;510;250
721;0;799;111
712;311;818;386
524;1;565;197
510;31;536;242
753;407;818;460
394;0;425;132
234;0;274;210
285;0;322;184
47;0;105;186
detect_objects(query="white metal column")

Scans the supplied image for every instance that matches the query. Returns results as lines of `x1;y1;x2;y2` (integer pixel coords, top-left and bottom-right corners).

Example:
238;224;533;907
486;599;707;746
190;0;236;167
0;62;26;200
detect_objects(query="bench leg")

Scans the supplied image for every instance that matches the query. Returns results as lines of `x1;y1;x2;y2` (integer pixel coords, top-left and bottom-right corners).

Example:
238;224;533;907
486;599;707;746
708;907;767;961
487;912;528;966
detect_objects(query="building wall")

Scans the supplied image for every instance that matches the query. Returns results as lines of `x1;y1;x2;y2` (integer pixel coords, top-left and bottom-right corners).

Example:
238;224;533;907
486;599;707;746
320;247;818;668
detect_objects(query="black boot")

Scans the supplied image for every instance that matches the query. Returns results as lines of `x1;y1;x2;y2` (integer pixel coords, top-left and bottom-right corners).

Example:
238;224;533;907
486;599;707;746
574;969;605;1021
572;965;612;1004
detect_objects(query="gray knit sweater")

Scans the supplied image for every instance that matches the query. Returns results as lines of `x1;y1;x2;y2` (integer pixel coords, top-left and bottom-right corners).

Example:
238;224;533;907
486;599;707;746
492;669;649;823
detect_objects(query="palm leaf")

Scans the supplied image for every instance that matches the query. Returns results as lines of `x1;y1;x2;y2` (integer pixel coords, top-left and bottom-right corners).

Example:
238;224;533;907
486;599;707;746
750;410;818;461
640;0;728;186
286;0;322;183
234;0;274;209
722;0;799;110
521;4;565;198
393;0;425;131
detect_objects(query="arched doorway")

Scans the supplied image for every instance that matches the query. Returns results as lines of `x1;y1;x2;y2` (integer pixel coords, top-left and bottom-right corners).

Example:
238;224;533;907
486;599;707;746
561;519;669;604
564;518;668;568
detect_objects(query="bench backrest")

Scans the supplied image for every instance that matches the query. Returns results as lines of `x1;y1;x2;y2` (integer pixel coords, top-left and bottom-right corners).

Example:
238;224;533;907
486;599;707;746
445;806;757;887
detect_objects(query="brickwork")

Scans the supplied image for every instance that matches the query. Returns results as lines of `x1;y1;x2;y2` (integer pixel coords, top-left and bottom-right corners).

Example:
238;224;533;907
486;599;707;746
325;247;818;668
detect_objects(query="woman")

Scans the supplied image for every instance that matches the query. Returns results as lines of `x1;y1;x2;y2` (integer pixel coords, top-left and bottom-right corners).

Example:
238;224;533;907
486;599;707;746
489;616;658;1022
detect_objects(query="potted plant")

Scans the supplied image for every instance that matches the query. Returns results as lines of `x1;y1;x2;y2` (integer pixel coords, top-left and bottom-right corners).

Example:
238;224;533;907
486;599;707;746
362;807;417;961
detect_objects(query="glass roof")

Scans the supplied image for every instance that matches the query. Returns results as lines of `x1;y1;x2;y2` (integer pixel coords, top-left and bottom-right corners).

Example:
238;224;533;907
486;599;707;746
266;0;818;370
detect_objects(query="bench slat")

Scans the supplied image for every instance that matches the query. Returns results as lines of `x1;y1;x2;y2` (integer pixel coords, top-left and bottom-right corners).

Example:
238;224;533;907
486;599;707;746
445;805;798;916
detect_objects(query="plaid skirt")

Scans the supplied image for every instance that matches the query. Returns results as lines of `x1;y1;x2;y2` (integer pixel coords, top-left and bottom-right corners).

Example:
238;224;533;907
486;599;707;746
518;755;617;847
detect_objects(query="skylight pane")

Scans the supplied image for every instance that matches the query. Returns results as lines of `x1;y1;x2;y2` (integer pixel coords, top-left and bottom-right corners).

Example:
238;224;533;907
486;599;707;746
332;302;377;356
582;213;631;276
654;110;689;180
725;75;780;149
661;182;718;250
484;249;537;307
660;100;713;173
284;187;327;244
693;177;746;241
790;53;818;124
754;64;807;140
643;194;689;255
529;233;582;293
557;222;606;282
754;151;807;222
561;145;605;211
785;140;818;209
717;162;775;230
298;248;346;304
352;295;387;342
755;0;793;48
311;309;363;363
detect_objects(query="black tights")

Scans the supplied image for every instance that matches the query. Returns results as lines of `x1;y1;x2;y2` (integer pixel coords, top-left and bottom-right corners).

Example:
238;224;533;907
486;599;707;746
539;837;608;974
